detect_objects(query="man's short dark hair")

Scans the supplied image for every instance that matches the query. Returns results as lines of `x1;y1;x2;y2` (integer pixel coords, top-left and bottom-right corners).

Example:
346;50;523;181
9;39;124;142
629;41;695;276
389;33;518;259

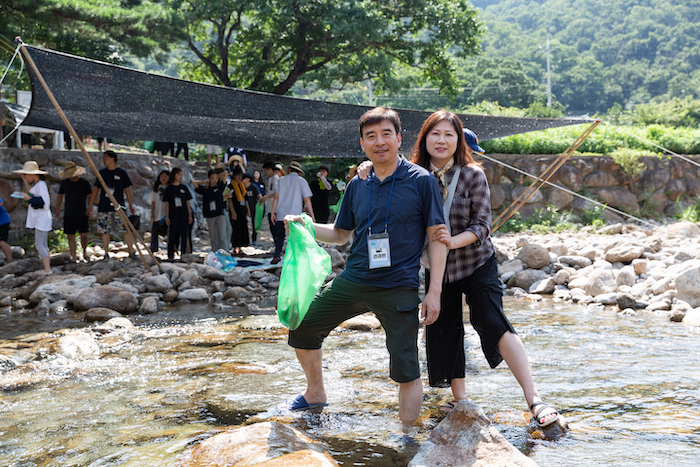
263;161;276;169
242;173;252;180
318;165;330;173
208;169;216;178
359;107;401;138
214;167;226;174
103;150;118;162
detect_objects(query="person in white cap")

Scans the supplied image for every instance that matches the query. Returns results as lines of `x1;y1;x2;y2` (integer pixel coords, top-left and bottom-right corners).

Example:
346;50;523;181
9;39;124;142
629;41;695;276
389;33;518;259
270;160;315;264
55;161;92;263
14;161;53;274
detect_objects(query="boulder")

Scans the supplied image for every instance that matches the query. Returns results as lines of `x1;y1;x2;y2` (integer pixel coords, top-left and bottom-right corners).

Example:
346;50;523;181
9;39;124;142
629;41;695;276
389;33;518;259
51;331;100;359
529;277;556;295
0;355;16;372
138;296;159;314
557;256;592;268
223;286;249;300
0;257;43;277
178;288;210;301
324;247;346;268
498;259;523;276
74;285;138;314
189;263;226;281
604;246;644;264
682;309;700;326
583;269;618;297
667;221;700;238
516;244;550;269
178;421;339;467
339;313;382;331
144;273;172;293
675;266;700;307
85;308;123;322
408;400;538;467
224;267;251;286
513;269;549;292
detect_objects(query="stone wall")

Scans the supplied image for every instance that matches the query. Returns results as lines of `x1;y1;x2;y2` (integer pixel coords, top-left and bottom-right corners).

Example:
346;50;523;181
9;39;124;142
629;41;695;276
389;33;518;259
2;148;699;240
0;148;190;242
479;153;700;223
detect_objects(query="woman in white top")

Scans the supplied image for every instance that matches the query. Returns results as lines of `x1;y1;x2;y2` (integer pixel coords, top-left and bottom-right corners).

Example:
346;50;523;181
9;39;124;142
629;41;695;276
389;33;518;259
14;161;53;274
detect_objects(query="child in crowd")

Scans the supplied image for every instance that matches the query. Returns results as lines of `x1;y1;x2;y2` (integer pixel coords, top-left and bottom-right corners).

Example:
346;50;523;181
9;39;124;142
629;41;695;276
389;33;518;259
14;161;52;274
0;193;14;264
193;169;227;252
163;167;193;261
149;169;170;253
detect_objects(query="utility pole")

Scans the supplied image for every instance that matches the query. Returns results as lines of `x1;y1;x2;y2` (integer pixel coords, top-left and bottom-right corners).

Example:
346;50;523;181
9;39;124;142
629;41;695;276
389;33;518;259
546;34;552;107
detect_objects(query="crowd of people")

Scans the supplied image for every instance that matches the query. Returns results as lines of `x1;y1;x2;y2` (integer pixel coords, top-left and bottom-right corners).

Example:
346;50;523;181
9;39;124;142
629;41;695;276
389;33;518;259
2;148;342;268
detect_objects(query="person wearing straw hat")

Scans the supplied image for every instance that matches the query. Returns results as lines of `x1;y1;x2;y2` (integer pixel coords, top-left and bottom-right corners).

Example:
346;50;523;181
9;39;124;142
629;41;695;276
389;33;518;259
87;150;137;261
270;160;315;264
55;161;93;263
14;161;53;274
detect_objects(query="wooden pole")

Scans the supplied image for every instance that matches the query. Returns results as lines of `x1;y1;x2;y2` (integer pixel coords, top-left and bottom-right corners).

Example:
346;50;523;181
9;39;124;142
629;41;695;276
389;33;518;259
15;38;160;269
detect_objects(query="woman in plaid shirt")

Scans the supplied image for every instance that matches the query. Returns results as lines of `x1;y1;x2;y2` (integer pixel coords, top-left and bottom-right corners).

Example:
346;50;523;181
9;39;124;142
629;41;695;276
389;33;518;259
415;110;560;428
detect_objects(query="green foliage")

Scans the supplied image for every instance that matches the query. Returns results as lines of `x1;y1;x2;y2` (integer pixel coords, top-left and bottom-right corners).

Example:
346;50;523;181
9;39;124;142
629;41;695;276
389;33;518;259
476;0;700;114
610;147;647;180
174;0;484;96
676;198;700;223
581;205;606;229
481;122;700;155
497;205;577;234
49;229;70;254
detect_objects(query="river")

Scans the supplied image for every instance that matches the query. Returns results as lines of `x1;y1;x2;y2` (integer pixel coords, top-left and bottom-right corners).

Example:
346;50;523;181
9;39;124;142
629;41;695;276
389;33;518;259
1;297;699;466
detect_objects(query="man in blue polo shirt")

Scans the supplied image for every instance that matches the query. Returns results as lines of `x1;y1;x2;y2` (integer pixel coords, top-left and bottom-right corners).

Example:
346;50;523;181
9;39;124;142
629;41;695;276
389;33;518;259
284;107;447;423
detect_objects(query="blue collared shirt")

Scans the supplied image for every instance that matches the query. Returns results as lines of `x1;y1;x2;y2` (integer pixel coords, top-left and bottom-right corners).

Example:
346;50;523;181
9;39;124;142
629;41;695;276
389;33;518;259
335;156;444;288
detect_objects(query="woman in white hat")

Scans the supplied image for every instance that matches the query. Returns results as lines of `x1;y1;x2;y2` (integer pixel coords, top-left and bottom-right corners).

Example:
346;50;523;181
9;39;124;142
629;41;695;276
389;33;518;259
14;161;53;274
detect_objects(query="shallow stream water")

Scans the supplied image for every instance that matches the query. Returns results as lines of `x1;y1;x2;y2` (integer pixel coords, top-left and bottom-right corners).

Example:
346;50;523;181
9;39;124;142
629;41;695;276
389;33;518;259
1;298;699;466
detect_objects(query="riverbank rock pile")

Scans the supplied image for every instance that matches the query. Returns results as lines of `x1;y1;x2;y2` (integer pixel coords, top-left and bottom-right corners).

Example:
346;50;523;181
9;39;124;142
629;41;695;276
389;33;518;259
491;220;700;326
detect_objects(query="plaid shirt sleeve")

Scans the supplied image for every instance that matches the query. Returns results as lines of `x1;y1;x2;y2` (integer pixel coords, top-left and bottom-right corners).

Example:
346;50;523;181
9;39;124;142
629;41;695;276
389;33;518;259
446;165;495;282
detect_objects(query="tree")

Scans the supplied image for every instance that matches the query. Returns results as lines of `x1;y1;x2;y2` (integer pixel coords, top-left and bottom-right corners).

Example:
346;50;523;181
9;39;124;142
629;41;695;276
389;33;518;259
173;0;484;96
0;0;182;62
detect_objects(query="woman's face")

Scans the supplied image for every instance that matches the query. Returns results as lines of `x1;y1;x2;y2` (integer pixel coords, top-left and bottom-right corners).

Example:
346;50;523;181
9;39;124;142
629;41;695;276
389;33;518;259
253;170;261;181
209;173;219;185
175;171;183;182
159;172;170;185
425;120;458;166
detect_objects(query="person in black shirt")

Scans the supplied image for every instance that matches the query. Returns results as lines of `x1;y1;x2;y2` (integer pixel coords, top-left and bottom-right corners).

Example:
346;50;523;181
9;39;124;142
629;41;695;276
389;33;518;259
55;161;92;263
193;169;227;252
310;165;332;223
242;173;262;245
164;167;193;261
87;151;137;260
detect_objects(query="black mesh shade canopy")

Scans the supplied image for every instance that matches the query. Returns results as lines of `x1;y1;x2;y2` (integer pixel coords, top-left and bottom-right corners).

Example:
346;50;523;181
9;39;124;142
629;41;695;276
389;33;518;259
21;46;590;158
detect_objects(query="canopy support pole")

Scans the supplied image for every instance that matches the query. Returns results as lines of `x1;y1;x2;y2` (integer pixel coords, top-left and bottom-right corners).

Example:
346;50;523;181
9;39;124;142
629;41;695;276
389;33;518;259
15;37;160;270
491;120;601;232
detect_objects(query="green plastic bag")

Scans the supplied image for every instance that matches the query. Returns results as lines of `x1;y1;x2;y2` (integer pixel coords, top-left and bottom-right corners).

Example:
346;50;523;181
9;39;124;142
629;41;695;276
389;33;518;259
254;202;264;232
276;214;332;330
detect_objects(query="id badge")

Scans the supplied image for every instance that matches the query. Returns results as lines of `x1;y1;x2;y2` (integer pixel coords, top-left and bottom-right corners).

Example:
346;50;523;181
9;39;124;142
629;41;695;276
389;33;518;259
368;232;391;269
175;197;183;208
209;200;217;211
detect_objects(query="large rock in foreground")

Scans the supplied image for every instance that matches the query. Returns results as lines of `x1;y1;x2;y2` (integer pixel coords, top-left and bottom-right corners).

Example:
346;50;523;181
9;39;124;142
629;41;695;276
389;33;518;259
408;400;538;467
178;421;339;466
74;285;138;314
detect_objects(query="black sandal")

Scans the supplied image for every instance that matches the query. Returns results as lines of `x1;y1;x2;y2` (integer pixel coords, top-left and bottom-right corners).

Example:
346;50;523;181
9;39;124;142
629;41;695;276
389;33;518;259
530;401;560;428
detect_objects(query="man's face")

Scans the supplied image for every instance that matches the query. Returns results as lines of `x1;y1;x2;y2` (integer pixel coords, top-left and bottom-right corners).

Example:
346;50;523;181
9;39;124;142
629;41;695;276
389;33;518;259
360;120;401;166
264;168;274;177
318;168;329;178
